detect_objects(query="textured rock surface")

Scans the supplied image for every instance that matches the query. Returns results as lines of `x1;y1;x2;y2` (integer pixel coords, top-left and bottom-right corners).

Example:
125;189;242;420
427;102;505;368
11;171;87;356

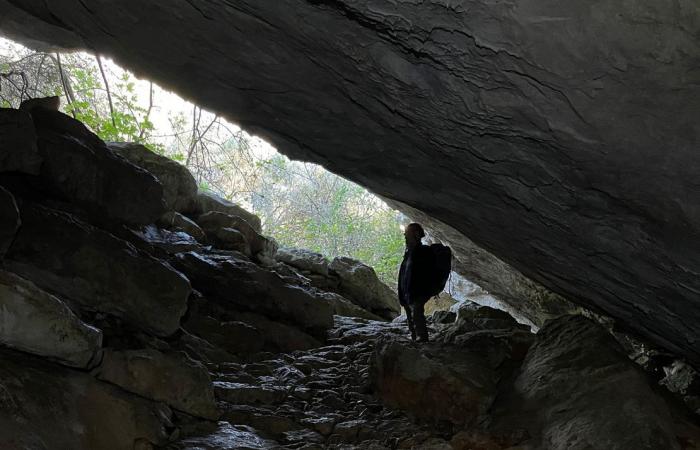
0;348;172;450
159;211;206;243
329;256;400;320
197;211;277;264
276;247;330;277
0;270;102;368
0;108;41;174
5;203;191;336
492;315;685;449
2;0;699;363
0;185;19;258
174;251;334;334
196;191;262;232
371;339;496;425
95;348;219;420
31;108;167;225
109;142;198;214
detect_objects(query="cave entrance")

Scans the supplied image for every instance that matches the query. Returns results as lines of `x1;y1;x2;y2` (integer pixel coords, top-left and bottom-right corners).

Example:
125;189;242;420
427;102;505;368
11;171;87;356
0;37;413;288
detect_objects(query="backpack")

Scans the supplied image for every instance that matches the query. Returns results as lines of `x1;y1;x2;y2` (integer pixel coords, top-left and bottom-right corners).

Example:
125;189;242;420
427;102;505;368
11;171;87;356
425;243;452;298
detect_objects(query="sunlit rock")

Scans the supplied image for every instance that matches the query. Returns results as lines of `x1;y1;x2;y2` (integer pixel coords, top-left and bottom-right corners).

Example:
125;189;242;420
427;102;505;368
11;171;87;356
195;191;262;232
109;142;198;214
0;270;102;368
276;247;330;277
196;211;277;264
329;256;400;320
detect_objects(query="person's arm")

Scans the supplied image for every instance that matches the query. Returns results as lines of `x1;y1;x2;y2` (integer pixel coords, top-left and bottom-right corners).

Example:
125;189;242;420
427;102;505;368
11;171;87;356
398;258;407;305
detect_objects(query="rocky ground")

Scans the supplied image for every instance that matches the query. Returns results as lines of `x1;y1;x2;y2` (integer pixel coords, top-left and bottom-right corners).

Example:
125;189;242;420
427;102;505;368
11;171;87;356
0;106;699;449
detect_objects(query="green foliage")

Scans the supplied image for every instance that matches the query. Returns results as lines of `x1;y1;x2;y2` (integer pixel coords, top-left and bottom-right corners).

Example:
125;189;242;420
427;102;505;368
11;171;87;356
249;156;404;285
0;39;404;285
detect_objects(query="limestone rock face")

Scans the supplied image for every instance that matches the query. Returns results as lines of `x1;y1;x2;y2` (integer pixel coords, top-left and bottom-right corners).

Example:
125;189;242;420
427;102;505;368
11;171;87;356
0;270;102;368
183;313;265;356
371;339;496;425
496;315;683;449
329;256;400;320
235;311;323;353
315;290;384;321
197;211;277;264
159;211;206;243
95;348;219;420
174;251;333;335
31;108;166;225
196;191;262;232
3;0;699;362
5;203;191;336
0;108;41;174
0;348;172;450
276;247;330;277
0;186;19;258
109;142;198;214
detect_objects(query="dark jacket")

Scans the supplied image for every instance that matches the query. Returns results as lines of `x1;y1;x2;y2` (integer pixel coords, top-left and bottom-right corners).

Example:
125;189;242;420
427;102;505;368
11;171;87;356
398;243;432;306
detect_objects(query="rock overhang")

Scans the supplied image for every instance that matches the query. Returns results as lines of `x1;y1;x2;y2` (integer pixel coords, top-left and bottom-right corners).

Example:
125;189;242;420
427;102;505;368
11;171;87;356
1;1;699;363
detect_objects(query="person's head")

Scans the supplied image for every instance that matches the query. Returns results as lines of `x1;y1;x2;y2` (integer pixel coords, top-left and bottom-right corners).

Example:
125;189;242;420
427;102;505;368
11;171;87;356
404;223;425;247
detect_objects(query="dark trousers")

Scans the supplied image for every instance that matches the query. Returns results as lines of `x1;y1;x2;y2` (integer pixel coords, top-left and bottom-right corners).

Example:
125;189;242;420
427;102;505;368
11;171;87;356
404;299;428;341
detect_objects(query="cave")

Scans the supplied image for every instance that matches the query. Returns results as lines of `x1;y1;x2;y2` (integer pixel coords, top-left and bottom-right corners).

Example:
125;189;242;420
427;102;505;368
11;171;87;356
0;1;699;449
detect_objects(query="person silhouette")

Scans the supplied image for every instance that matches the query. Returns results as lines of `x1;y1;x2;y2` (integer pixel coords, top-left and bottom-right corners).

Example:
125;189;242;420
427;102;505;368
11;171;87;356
398;223;431;342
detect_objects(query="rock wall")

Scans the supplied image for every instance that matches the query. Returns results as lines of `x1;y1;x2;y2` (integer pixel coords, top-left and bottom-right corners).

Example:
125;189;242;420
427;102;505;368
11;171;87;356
0;106;400;448
0;0;697;364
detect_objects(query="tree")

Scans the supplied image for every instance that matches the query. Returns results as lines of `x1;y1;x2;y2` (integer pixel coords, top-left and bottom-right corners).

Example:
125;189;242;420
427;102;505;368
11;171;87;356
0;39;404;284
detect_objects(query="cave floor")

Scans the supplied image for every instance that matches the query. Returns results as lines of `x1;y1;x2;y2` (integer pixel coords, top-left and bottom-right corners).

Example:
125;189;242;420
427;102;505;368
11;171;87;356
174;317;457;449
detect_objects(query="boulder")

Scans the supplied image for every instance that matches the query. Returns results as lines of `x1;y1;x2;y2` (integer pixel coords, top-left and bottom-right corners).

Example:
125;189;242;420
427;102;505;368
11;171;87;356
0;270;102;368
275;247;330;277
196;211;277;264
0;348;172;450
315;290;384;321
0;108;41;174
159;211;206;242
109;142;198;213
371;339;497;425
453;302;522;331
195;191;262;232
184;312;265;355
236;311;322;353
500;315;683;449
31;109;166;225
131;224;202;254
329;256;400;320
174;330;240;365
95;348;219;420
424;292;458;316
174;251;333;335
0;186;20;258
5;203;191;336
176;423;278;450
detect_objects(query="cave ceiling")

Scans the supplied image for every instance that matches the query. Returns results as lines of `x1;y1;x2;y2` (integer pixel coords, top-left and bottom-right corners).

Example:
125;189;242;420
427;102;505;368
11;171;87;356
1;1;699;363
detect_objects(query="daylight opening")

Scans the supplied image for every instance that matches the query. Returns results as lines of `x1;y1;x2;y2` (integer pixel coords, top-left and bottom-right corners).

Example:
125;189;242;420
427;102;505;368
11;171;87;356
0;38;405;285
